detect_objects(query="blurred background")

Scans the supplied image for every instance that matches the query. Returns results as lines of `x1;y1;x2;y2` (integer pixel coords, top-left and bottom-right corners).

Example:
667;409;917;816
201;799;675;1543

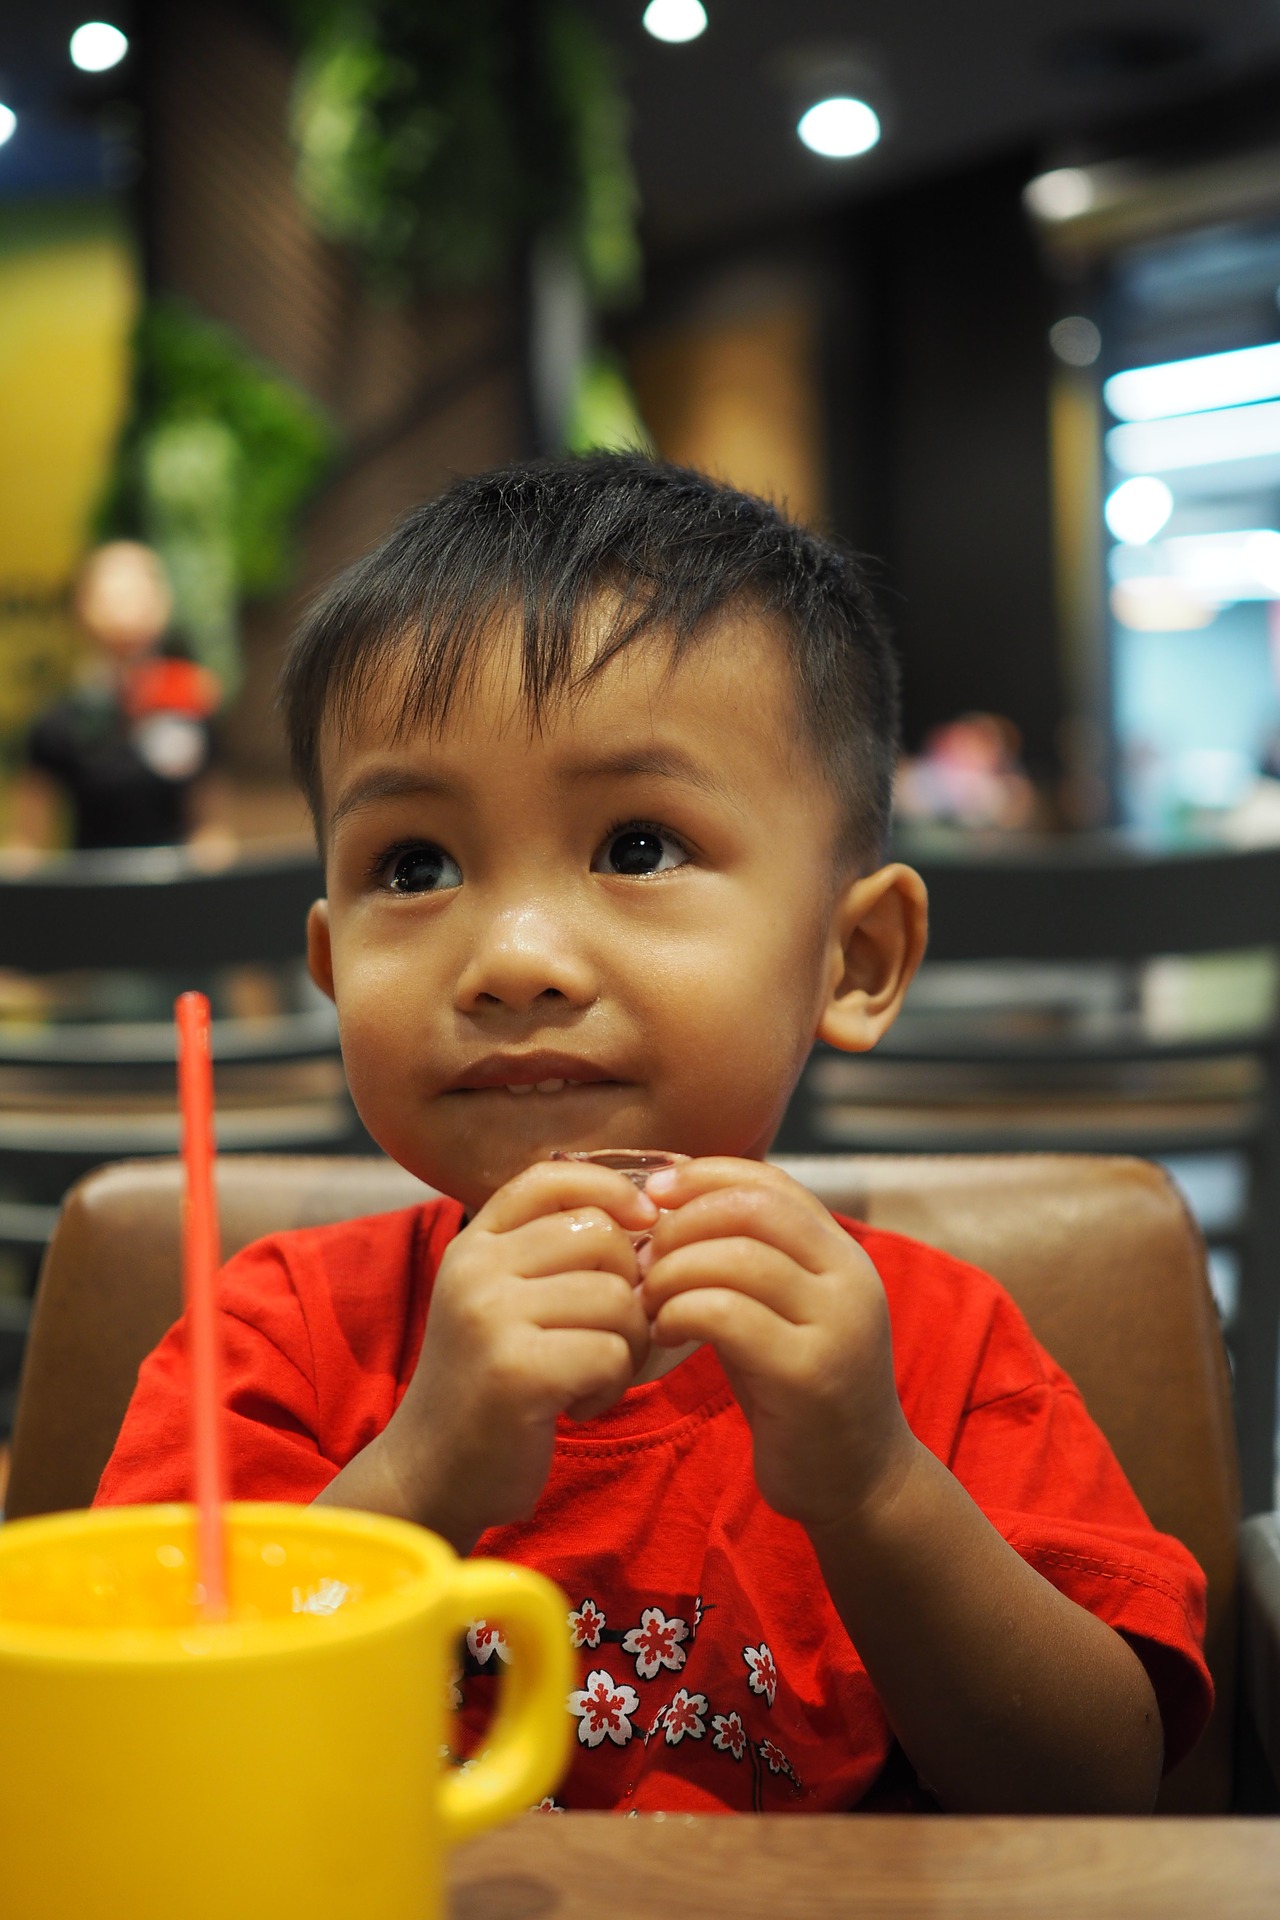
4;1;1280;1505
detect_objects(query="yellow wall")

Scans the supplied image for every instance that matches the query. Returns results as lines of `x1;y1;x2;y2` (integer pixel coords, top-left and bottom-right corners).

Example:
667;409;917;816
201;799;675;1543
0;200;137;745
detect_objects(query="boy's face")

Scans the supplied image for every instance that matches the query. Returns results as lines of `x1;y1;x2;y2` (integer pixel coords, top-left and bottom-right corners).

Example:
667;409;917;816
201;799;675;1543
308;612;922;1212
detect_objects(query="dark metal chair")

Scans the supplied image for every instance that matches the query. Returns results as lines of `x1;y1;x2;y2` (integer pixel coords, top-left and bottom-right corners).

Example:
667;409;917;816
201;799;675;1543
0;844;361;1430
777;840;1280;1515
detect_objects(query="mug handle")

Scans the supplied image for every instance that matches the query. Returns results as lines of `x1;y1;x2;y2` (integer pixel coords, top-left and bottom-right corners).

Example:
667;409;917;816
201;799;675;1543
432;1558;574;1843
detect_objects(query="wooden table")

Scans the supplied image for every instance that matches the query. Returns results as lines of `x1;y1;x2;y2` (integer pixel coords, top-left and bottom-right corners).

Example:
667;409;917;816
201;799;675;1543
451;1813;1280;1918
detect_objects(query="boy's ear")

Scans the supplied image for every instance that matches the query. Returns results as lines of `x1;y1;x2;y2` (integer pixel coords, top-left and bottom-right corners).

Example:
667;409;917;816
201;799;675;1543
306;898;335;1003
817;863;928;1054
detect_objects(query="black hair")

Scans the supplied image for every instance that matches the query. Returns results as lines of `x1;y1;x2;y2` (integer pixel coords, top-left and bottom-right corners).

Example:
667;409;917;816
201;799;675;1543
281;451;899;863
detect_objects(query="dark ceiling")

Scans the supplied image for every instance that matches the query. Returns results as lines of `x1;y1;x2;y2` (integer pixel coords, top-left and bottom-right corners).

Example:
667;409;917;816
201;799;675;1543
590;0;1280;246
4;3;1280;237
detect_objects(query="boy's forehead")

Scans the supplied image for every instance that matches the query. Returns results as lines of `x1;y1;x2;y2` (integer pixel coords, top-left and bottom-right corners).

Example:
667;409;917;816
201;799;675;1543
316;606;814;805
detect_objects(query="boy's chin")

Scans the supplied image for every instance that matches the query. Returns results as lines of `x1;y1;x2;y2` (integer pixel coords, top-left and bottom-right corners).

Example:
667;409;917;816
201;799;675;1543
399;1103;683;1206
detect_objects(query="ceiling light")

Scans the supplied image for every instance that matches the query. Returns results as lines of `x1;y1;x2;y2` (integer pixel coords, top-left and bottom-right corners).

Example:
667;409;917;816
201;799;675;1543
1049;316;1101;367
1108;400;1280;475
1105;341;1280;422
797;96;880;160
642;0;707;44
70;22;129;72
1104;476;1173;544
0;105;15;147
1023;167;1095;222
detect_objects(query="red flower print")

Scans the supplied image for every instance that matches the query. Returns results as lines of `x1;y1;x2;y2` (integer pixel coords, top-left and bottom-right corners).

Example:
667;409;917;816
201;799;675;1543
534;1796;566;1812
622;1606;689;1680
660;1688;708;1746
568;1598;606;1649
467;1619;511;1666
711;1711;747;1760
742;1641;777;1707
568;1669;640;1748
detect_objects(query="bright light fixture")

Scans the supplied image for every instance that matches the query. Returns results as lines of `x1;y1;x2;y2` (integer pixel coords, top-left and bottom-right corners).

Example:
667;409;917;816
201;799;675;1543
642;0;707;44
1108;399;1280;474
1023;167;1095;222
70;21;129;72
0;104;15;147
1104;476;1173;544
797;96;880;160
1105;340;1280;422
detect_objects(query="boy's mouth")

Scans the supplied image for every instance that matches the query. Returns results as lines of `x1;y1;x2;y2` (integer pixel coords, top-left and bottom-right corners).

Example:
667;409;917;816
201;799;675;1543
448;1053;622;1097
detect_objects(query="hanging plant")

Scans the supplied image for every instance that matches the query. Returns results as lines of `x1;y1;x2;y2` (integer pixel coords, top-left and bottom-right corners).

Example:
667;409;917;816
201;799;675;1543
97;299;337;694
286;0;641;303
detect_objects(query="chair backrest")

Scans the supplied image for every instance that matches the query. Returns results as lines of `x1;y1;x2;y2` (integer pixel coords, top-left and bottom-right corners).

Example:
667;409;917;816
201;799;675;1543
6;1150;1238;1812
0;844;323;976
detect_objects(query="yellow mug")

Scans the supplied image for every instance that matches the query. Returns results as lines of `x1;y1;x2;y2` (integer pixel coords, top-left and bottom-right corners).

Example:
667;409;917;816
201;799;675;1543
0;1502;573;1920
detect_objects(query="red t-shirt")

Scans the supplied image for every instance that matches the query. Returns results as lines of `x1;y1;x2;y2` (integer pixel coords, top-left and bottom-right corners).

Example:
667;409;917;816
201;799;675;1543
96;1202;1213;1811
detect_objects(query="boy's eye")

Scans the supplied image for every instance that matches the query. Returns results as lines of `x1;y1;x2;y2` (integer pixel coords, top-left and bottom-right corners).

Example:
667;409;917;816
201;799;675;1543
382;844;463;893
593;824;689;878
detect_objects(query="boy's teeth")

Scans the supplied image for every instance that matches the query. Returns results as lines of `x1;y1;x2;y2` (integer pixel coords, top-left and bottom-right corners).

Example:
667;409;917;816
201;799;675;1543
506;1082;535;1095
536;1078;566;1093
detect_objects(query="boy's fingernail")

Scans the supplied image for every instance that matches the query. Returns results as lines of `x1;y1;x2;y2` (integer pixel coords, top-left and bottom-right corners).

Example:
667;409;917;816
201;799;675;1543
635;1237;655;1277
645;1169;679;1197
632;1192;658;1220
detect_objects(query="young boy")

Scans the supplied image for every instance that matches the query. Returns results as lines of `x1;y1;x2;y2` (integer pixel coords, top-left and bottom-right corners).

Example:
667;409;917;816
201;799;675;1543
97;453;1211;1815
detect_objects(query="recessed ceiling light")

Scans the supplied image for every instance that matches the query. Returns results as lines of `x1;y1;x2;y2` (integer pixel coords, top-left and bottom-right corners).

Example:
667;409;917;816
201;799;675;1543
70;22;129;73
642;0;707;44
797;96;880;160
0;105;16;147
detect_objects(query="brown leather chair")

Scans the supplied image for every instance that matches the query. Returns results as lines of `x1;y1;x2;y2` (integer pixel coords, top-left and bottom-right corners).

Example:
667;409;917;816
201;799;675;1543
7;1150;1279;1815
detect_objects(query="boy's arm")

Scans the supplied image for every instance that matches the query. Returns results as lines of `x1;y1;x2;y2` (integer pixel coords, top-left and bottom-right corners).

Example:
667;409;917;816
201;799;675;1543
640;1159;1164;1814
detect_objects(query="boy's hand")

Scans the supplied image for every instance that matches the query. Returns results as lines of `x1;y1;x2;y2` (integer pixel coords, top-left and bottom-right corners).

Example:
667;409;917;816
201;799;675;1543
367;1161;657;1552
640;1158;918;1534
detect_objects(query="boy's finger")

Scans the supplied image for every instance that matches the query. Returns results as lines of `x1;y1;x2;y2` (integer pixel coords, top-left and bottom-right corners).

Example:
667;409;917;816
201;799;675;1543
529;1326;646;1421
641;1238;814;1325
503;1208;641;1283
475;1158;658;1236
649;1285;787;1375
645;1179;844;1275
524;1272;652;1373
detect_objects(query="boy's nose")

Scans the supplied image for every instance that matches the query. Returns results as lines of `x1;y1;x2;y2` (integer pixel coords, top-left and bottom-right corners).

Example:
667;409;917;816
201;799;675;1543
453;904;598;1013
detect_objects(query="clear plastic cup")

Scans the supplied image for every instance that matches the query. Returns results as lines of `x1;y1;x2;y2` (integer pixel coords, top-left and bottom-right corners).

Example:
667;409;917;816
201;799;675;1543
549;1148;689;1259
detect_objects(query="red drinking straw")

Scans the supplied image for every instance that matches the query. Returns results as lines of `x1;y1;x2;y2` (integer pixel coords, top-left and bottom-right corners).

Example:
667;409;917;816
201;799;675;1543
175;991;227;1621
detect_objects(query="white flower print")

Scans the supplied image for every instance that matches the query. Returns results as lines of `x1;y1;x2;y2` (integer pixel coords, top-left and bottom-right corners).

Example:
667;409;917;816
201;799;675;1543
742;1640;777;1707
568;1597;606;1650
757;1738;802;1789
568;1669;640;1748
660;1688;708;1746
533;1796;566;1812
466;1619;512;1665
622;1605;689;1680
711;1710;747;1760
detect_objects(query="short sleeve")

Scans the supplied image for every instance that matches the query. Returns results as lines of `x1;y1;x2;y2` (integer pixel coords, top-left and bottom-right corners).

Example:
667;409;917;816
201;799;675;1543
95;1237;340;1508
950;1294;1214;1773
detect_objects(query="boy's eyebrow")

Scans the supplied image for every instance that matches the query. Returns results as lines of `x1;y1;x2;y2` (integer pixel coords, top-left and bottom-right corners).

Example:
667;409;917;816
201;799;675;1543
560;745;734;801
328;769;459;832
329;746;735;832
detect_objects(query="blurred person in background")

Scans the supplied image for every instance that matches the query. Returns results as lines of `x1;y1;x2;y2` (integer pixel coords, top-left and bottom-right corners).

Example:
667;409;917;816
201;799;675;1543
8;542;232;859
895;712;1039;833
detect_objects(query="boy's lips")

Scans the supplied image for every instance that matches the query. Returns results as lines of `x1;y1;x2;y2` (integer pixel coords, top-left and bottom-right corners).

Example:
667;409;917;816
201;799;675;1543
447;1053;624;1096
